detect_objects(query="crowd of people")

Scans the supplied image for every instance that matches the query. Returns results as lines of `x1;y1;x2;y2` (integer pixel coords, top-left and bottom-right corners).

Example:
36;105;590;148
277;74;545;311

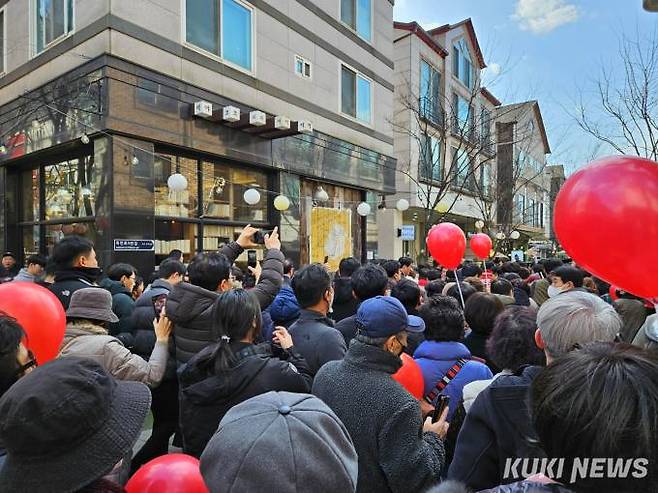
0;230;657;493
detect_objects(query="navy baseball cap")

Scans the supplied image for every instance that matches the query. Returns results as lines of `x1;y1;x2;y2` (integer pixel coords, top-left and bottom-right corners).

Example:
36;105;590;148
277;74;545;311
355;296;425;338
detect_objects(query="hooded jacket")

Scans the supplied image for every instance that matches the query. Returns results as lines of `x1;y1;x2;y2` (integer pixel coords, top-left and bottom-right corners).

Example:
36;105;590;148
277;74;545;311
167;242;284;365
413;341;493;421
49;267;100;310
313;340;446;493
330;277;359;322
58;321;168;387
448;365;546;491
268;285;301;328
179;341;312;457
130;279;177;379
99;278;135;336
11;268;38;283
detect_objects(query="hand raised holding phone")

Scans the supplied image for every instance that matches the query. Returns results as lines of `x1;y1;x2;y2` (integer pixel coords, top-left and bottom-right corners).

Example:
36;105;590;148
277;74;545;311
272;326;294;350
422;398;450;439
153;306;173;343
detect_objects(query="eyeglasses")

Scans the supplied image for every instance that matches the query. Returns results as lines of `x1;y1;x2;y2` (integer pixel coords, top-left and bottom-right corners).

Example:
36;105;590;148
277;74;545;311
16;350;37;378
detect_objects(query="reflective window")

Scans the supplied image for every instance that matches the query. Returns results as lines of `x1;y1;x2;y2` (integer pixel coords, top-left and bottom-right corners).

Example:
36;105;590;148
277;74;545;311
341;66;371;123
0;8;5;74
231;168;268;223
453;93;474;136
185;0;253;71
420;60;441;126
341;0;371;41
154;154;199;218
35;0;73;54
44;156;99;220
45;222;97;255
453;39;473;88
421;134;442;182
22;226;40;257
155;220;198;263
452;147;472;188
21;169;39;222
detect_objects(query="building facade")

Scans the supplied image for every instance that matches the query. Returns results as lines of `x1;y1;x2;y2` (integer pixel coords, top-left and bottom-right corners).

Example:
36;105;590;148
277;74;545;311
0;0;395;275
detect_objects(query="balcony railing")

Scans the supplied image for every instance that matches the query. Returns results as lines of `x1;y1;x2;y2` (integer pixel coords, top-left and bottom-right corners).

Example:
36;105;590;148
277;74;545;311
419;97;443;128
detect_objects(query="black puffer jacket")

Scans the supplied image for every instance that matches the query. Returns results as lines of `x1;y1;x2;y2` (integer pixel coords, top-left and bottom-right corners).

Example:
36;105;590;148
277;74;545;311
167;243;284;365
49;267;100;310
448;366;545;491
313;340;445;493
131;279;177;379
179;341;312;457
330;277;359;322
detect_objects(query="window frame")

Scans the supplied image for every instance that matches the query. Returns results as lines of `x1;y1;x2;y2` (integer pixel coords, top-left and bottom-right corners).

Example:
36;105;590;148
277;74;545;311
31;0;75;57
453;38;473;89
294;55;312;80
339;62;373;125
0;6;5;76
340;0;373;43
181;0;256;75
420;58;442;127
420;133;442;183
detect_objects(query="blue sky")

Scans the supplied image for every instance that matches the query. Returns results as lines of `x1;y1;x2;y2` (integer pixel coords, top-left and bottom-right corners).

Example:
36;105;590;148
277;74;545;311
393;0;657;172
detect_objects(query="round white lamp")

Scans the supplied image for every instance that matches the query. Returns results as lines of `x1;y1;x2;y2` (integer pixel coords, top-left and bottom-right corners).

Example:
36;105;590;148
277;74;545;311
475;220;485;230
315;186;329;203
356;202;371;216
243;188;261;205
396;198;410;212
496;232;506;240
167;173;188;192
510;230;521;240
273;195;291;211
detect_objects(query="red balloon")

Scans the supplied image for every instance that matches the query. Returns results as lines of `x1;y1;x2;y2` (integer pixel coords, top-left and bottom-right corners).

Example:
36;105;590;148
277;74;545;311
470;233;493;260
554;156;658;298
426;223;466;269
126;454;209;493
392;353;425;400
609;285;620;301
0;282;65;364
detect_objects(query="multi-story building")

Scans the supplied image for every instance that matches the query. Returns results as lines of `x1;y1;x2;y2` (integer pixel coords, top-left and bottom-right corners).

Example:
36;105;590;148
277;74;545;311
546;164;566;244
0;0;395;275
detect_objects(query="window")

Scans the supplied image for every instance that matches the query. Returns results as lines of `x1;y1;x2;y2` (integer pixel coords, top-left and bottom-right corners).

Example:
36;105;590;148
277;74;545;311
35;0;74;54
514;194;525;222
481;108;492;147
453;93;474;136
44;156;99;220
451;147;472;189
341;65;371;123
539;202;544;228
185;0;253;71
453;39;473;88
341;0;371;41
295;55;312;79
420;134;442;182
480;163;491;196
420;60;441;126
0;8;5;74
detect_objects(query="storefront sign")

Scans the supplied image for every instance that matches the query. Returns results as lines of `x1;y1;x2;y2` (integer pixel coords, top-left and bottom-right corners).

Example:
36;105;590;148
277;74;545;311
400;225;415;241
113;239;155;252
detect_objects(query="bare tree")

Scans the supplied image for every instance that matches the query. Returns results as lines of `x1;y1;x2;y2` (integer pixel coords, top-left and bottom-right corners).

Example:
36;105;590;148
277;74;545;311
573;29;658;161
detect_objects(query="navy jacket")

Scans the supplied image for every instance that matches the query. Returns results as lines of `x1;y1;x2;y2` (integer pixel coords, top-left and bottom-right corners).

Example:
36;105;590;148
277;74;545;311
414;341;493;420
448;365;546;491
268;285;300;328
49;268;99;310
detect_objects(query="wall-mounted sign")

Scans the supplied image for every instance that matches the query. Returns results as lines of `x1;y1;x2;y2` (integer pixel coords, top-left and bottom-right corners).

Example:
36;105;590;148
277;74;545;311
113;239;155;252
399;225;415;241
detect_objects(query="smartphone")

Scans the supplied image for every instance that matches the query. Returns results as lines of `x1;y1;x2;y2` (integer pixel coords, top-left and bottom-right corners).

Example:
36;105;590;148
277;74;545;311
323;255;329;264
253;230;272;245
152;293;167;320
247;249;258;269
432;395;450;423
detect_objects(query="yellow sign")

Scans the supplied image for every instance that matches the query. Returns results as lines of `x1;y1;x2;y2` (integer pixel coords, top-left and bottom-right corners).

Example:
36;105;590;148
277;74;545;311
310;208;352;272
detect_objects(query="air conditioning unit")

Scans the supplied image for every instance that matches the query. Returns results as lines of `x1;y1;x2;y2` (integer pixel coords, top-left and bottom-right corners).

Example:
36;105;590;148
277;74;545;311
298;120;313;134
193;101;213;118
274;116;291;130
223;106;241;122
249;111;267;126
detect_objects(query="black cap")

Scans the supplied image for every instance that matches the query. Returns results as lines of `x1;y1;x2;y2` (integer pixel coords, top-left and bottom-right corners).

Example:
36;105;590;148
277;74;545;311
1;252;15;259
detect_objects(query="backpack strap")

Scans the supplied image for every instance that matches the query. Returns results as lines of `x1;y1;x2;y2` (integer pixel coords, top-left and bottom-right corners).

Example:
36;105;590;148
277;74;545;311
424;358;468;404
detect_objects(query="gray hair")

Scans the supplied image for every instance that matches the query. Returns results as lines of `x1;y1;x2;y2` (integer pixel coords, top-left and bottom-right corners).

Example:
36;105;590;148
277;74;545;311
355;333;393;348
537;290;621;358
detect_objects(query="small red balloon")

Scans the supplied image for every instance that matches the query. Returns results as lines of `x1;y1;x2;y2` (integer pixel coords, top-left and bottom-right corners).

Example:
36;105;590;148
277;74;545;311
392;353;425;400
0;282;65;364
126;454;209;493
554;156;658;298
609;285;620;301
426;223;466;270
470;233;493;260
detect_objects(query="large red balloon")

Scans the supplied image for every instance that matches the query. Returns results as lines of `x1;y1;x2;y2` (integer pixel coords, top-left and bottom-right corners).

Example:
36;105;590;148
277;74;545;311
426;223;466;269
0;282;65;364
126;454;209;493
392;353;425;400
554;156;658;298
470;233;493;260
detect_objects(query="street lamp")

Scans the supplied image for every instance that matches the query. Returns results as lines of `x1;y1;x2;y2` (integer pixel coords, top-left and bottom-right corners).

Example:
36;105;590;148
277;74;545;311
495;232;506;240
510;230;521;240
475;220;485;230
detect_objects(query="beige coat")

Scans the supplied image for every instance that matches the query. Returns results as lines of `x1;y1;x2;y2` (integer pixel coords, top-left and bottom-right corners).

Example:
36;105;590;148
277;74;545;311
59;321;167;387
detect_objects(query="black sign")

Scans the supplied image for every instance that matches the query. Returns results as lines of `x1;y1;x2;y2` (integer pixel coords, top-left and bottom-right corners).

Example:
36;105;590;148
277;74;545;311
113;239;155;252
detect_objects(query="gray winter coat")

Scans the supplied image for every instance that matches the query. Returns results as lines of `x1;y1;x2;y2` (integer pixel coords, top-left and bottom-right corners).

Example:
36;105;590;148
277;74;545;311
11;268;37;282
58;321;168;387
313;340;445;493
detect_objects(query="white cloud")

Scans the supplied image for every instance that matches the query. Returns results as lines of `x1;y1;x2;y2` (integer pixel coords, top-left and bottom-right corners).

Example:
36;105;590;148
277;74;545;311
486;63;502;76
513;0;579;34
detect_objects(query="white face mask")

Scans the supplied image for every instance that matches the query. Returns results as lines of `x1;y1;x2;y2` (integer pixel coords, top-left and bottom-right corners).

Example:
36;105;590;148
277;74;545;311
547;285;563;298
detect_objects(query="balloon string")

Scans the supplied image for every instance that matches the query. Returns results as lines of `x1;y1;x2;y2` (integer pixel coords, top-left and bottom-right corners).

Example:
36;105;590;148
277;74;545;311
454;270;466;309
